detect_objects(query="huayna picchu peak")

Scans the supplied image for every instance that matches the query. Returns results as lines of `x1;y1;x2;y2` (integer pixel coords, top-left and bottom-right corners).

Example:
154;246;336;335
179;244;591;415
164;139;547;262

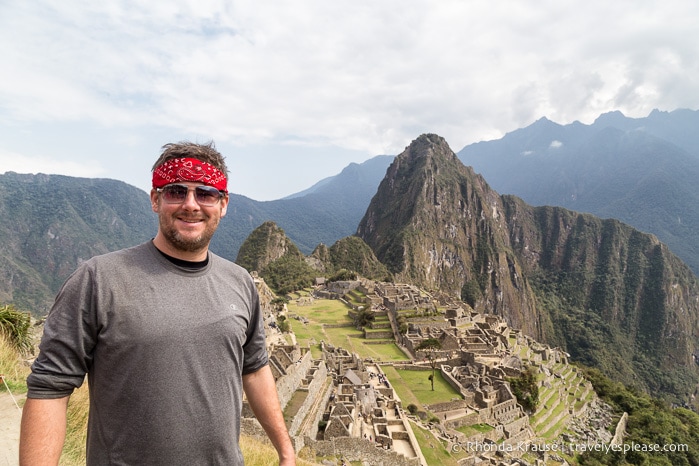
358;133;699;409
357;133;538;337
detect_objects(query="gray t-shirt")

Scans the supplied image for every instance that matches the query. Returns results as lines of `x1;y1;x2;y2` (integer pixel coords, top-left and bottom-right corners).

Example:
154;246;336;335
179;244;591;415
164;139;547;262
27;241;268;465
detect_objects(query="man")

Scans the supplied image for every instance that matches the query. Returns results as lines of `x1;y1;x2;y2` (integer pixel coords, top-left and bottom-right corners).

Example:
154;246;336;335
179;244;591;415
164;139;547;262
20;142;296;465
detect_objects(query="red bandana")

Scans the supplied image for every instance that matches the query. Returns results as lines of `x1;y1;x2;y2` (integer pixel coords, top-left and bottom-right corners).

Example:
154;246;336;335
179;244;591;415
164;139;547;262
152;158;228;192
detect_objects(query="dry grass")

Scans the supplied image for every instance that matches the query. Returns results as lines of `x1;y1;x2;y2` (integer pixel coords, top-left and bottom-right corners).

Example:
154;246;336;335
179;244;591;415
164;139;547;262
241;435;322;465
0;331;30;392
59;384;89;466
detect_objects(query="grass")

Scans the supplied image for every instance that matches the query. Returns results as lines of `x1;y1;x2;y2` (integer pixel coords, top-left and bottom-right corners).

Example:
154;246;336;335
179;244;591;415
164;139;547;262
381;366;461;408
288;298;409;362
409;420;460;465
0;329;88;466
283;389;308;427
287;299;352;324
62;384;89;465
455;423;494;437
0;331;30;393
241;436;322;465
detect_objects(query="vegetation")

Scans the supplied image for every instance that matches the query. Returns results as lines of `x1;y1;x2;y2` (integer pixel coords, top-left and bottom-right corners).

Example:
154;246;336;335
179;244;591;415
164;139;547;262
352;307;375;328
62;385;90;465
261;254;318;295
0;174;155;314
531;265;699;409
0;304;32;354
327;268;356;282
236;223;389;296
235;222;319;295
328;236;391;281
410;420;460;466
460;279;482;308
382;366;461;407
271;296;289;311
0;330;30;393
508;366;539;413
276;315;291;333
287;298;409;361
415;338;442;391
578;367;699;465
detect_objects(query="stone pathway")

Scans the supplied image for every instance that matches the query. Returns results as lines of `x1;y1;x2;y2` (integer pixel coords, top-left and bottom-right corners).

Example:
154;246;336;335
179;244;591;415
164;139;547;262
0;391;23;466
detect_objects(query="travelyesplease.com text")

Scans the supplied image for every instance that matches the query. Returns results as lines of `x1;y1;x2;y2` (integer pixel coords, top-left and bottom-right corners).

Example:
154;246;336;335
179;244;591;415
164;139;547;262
451;440;689;455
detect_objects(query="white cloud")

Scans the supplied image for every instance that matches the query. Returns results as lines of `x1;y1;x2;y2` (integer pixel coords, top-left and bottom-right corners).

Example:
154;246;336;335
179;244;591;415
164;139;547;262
0;150;106;179
549;140;563;149
1;0;698;199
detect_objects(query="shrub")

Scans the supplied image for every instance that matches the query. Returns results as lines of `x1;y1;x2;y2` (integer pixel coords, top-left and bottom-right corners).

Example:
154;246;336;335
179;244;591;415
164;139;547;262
508;366;539;412
0;304;32;354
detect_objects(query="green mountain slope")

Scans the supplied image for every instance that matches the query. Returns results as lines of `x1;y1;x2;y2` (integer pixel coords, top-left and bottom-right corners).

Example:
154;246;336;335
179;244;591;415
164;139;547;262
0;173;156;313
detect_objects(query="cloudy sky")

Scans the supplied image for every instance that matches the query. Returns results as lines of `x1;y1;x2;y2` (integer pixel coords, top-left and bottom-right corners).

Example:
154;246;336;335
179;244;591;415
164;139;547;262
1;1;698;200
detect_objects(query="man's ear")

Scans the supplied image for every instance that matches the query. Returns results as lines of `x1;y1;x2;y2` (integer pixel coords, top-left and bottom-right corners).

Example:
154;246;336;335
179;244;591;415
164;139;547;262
150;189;160;213
219;194;229;218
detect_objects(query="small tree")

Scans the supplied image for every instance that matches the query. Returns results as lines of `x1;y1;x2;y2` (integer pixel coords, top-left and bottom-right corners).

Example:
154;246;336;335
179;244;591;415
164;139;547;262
416;338;442;391
508;366;539;412
328;268;357;282
276;315;291;333
271;296;288;313
353;308;375;328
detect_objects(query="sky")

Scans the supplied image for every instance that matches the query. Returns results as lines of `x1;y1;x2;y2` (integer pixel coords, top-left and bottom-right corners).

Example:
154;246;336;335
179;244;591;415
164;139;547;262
1;1;698;201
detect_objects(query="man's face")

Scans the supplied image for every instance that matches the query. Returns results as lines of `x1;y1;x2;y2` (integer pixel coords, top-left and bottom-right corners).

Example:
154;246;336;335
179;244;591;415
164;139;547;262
150;182;229;255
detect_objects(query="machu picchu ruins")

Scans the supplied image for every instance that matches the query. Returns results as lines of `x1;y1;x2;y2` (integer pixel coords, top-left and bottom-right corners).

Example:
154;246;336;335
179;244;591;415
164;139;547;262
244;276;616;466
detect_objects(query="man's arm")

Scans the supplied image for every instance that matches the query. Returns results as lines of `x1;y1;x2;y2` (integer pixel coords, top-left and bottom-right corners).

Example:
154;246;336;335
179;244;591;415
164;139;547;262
242;365;296;466
19;396;70;466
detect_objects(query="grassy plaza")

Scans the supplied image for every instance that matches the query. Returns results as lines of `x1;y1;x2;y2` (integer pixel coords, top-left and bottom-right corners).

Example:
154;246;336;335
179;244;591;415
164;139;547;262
286;295;410;362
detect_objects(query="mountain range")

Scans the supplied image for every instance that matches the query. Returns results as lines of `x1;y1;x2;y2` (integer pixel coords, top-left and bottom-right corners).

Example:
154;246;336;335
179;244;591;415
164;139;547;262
457;108;699;275
2;109;699;407
226;108;699;277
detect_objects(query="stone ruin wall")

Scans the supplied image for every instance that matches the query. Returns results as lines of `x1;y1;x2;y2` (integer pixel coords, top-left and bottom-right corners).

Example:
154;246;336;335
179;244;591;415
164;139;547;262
287;362;330;437
273;347;314;411
242;347;334;453
306;437;421;466
290;375;335;453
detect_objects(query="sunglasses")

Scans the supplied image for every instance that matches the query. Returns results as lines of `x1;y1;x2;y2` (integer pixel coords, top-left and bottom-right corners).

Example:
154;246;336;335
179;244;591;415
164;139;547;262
156;184;226;206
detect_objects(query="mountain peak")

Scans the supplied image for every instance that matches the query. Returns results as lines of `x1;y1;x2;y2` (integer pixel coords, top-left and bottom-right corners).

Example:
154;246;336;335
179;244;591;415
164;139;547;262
401;133;453;158
393;134;460;170
593;110;630;127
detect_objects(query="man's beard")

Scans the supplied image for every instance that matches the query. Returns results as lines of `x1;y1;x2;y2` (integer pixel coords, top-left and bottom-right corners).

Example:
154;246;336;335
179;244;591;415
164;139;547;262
159;215;220;253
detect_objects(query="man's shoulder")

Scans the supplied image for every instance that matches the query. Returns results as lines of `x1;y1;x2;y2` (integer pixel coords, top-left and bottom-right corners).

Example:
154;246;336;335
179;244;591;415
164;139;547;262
83;242;154;269
209;252;254;279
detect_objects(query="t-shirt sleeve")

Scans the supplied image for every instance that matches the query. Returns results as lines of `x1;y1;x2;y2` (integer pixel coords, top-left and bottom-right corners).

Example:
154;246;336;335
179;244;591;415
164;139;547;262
241;279;269;375
26;263;98;398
